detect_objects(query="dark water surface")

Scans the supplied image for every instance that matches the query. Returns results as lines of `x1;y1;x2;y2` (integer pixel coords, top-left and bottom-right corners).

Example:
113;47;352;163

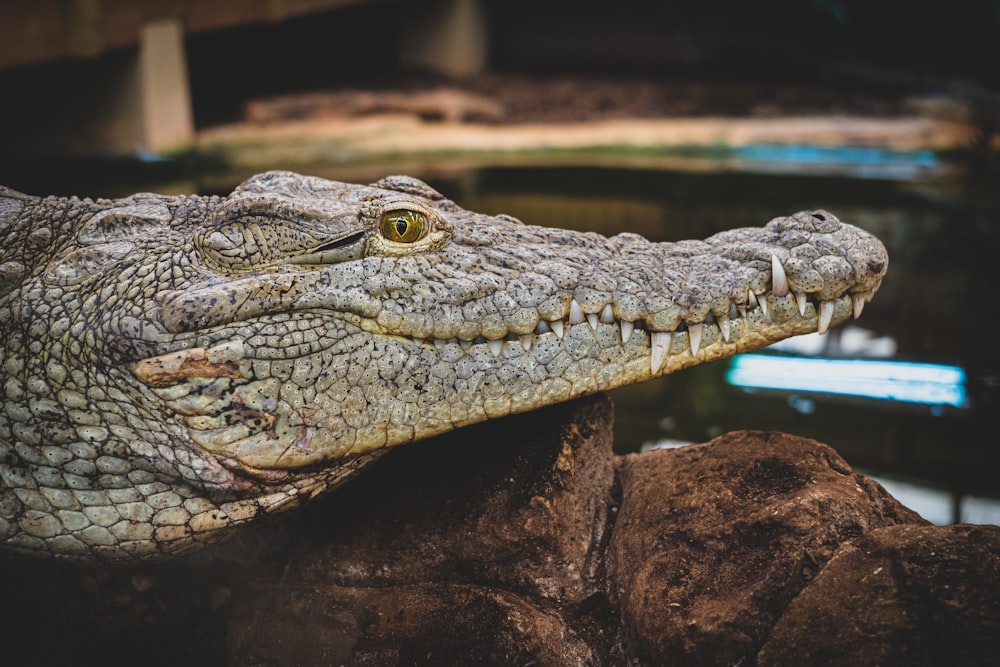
5;156;997;524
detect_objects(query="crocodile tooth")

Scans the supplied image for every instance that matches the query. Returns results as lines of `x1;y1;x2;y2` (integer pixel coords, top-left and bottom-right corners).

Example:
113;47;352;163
434;338;447;350
568;299;584;325
852;293;865;319
536;320;551;334
600;304;615;323
586;312;599;330
650;332;671;374
795;291;808;316
459;340;472;352
757;292;769;317
549;319;565;339
520;335;532;351
413;337;425;347
718;315;731;342
688;323;703;356
748;289;758;309
620;320;634;342
488;339;503;357
817;300;834;334
771;254;789;297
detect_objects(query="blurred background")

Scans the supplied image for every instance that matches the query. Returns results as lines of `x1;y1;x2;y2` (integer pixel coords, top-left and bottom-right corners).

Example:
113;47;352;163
1;0;997;524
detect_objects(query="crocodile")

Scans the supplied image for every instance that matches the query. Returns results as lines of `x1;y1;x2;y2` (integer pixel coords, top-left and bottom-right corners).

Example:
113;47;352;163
0;171;887;561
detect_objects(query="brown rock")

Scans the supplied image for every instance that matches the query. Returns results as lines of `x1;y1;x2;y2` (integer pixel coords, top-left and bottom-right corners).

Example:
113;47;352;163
227;394;619;666
607;430;927;666
759;523;1000;666
229;583;598;666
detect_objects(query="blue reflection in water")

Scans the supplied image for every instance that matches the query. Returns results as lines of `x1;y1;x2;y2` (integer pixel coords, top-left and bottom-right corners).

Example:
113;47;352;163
737;144;938;167
726;355;967;408
734;144;940;179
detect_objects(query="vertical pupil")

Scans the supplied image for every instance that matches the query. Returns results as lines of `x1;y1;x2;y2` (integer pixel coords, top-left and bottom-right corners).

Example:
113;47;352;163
395;218;408;237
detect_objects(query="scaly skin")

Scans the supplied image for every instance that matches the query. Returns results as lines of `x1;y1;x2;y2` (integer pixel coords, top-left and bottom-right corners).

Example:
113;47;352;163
0;172;887;561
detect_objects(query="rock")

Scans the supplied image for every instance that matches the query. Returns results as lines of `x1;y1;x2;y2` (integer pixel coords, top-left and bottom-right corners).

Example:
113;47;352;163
758;523;1000;666
607;430;928;666
228;394;619;666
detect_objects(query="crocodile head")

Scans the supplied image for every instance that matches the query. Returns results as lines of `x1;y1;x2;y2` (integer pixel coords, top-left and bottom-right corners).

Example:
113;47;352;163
0;171;887;559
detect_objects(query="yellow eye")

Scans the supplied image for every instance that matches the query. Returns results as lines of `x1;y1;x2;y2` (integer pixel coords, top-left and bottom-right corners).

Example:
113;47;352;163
379;209;429;244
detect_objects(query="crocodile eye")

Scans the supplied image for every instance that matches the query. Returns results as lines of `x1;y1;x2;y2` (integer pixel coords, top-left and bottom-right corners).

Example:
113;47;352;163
379;210;428;244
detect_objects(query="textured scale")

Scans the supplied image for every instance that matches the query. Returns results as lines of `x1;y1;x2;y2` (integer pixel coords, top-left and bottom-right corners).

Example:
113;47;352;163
0;172;888;561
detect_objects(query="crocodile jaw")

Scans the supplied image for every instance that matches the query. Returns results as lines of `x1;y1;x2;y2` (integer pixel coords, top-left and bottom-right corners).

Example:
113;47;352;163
133;235;880;471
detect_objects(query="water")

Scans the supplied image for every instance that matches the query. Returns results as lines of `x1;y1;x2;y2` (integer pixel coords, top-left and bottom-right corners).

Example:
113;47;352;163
4;155;997;524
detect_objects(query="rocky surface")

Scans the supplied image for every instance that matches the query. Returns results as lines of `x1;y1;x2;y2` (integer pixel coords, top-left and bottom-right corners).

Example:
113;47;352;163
609;430;928;665
2;394;997;665
758;522;1000;666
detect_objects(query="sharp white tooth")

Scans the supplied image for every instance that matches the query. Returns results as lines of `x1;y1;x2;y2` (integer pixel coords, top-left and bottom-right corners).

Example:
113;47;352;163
688;323;703;356
795;291;808;316
586;312;599;330
718;315;731;342
748;290;758;308
434;339;447;350
569;299;584;325
413;338;425;346
852;293;865;319
488;339;503;357
536;320;550;334
771;254;789;297
459;340;472;352
757;292;769;317
650;332;671;374
520;335;532;351
620;320;634;342
817;300;834;334
600;304;615;323
549;320;564;339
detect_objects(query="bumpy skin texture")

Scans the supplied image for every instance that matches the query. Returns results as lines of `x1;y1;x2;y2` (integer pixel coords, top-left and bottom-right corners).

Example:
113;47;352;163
0;171;887;561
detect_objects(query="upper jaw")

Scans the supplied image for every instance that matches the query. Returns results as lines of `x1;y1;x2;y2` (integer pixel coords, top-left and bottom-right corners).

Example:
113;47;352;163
145;209;885;379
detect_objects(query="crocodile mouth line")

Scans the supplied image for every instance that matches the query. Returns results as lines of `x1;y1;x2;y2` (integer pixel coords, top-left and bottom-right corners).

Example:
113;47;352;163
140;254;871;379
406;291;861;374
399;254;870;375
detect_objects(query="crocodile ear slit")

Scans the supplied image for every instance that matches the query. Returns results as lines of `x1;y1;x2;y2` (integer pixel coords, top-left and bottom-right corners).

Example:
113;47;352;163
289;231;367;265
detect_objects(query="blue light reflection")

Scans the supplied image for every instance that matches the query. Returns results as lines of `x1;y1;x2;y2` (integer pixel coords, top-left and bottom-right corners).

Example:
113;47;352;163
726;355;967;408
736;144;938;168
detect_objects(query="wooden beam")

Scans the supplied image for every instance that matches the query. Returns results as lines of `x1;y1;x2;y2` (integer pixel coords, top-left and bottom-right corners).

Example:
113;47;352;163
399;0;488;78
0;0;376;70
139;19;194;153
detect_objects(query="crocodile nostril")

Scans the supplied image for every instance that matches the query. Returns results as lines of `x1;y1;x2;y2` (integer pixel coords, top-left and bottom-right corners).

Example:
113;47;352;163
811;212;826;221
